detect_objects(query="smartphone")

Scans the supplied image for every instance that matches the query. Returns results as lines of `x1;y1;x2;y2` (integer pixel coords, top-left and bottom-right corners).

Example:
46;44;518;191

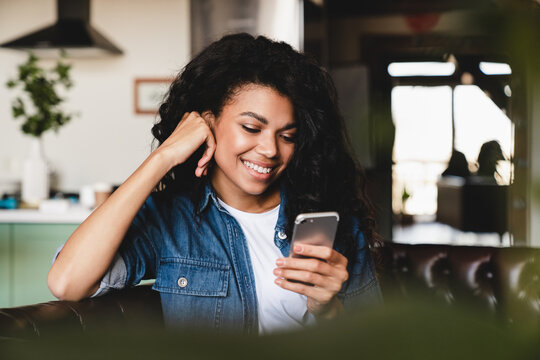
289;211;340;258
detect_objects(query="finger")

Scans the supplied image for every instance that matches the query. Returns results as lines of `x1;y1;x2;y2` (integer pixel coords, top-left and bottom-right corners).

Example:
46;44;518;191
197;131;216;167
276;257;349;285
293;244;347;266
276;257;333;275
188;111;201;119
195;136;216;178
195;159;211;178
195;166;205;178
180;111;196;127
181;112;191;122
275;278;333;303
275;266;347;290
168;112;191;137
274;268;342;291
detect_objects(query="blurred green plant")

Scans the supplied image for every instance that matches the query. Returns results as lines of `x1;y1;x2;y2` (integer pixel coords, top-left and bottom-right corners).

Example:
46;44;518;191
401;187;411;214
5;52;74;137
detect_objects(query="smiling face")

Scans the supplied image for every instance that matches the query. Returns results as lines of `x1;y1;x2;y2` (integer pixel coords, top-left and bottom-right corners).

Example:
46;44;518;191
209;84;296;212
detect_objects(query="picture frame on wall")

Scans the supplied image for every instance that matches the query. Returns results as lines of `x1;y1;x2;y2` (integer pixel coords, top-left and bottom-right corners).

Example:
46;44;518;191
134;78;172;114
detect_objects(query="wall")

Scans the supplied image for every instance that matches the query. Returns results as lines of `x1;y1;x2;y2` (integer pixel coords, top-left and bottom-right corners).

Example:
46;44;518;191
0;0;190;193
528;66;540;247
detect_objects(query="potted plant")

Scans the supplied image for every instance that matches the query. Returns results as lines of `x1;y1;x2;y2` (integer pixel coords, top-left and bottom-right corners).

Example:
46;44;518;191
6;53;75;206
400;187;414;226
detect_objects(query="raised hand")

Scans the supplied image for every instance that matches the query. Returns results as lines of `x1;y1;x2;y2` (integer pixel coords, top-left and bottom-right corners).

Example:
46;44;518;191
156;111;216;177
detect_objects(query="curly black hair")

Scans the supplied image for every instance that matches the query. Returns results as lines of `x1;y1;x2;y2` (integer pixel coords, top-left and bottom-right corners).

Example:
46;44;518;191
152;33;379;269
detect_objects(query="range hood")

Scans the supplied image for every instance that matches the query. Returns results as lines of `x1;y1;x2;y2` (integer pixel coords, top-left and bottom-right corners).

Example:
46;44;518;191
190;0;303;56
0;0;122;57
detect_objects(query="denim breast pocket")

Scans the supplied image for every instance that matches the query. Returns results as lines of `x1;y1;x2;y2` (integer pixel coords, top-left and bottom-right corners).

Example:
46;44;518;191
153;257;230;329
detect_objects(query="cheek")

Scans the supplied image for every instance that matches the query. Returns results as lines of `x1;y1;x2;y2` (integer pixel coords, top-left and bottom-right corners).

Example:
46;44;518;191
213;131;248;163
215;130;252;154
282;145;295;164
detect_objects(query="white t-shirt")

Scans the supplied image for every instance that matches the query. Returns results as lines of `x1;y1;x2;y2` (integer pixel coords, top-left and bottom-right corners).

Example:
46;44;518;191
219;199;312;334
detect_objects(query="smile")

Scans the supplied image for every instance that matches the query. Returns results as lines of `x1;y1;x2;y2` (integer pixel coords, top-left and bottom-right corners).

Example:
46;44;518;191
243;160;274;174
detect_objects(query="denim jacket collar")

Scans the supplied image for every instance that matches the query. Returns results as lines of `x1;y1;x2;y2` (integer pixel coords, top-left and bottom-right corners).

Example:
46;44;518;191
197;180;222;214
197;180;290;247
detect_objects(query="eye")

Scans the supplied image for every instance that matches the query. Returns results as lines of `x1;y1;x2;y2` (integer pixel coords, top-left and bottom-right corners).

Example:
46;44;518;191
280;134;296;143
241;125;260;134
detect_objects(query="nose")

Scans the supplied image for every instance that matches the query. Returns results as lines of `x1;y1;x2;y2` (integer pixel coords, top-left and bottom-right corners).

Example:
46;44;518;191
256;133;278;159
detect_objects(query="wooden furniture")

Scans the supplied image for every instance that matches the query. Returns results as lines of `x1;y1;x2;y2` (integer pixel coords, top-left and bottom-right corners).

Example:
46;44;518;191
436;177;508;235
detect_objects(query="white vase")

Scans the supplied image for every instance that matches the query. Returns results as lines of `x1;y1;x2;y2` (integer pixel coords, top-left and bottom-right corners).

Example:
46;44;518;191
21;137;49;206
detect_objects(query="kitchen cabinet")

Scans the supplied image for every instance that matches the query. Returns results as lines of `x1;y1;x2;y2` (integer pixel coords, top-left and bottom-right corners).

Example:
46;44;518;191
0;208;89;308
0;224;11;307
12;224;77;306
0;222;80;308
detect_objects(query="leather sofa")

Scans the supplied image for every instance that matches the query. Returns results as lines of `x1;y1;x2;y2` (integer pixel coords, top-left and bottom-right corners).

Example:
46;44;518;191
379;242;540;328
2;241;540;341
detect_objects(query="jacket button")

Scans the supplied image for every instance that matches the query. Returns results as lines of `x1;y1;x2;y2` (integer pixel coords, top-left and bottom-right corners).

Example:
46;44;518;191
278;231;287;240
177;277;188;288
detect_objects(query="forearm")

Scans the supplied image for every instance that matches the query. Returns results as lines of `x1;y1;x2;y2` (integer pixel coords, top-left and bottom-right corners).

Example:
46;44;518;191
47;151;172;301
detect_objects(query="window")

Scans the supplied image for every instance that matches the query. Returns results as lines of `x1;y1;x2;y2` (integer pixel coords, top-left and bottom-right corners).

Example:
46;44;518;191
392;86;452;215
392;84;513;216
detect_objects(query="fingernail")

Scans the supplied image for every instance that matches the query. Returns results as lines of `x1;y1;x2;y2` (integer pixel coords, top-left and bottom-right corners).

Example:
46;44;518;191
273;268;282;276
294;245;303;253
275;278;282;285
276;259;284;266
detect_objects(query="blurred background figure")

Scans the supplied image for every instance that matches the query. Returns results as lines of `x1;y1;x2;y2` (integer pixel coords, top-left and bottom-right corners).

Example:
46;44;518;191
471;140;506;184
441;149;471;178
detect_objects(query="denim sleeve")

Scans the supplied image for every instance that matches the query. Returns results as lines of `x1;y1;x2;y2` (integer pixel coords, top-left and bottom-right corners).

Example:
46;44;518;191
338;219;383;310
117;194;161;286
90;253;127;297
51;244;127;298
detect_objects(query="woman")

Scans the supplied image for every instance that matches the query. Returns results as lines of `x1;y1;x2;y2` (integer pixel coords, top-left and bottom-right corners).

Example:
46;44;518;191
48;33;382;334
471;140;505;184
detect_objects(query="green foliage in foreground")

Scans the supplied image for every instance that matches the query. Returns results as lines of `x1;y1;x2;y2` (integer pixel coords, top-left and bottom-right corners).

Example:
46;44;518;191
2;299;539;360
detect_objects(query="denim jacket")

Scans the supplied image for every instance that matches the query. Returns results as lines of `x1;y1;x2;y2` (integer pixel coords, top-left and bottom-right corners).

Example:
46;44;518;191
101;182;382;333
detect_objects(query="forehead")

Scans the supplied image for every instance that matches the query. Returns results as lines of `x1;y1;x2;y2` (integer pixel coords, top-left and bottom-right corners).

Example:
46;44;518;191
220;84;295;124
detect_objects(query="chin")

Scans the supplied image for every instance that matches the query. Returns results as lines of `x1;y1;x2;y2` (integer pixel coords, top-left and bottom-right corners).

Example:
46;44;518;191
241;184;271;196
238;179;278;197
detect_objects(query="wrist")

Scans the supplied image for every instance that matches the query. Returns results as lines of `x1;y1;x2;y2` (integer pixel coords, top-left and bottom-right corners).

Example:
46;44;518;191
145;150;176;182
310;297;344;321
149;148;176;174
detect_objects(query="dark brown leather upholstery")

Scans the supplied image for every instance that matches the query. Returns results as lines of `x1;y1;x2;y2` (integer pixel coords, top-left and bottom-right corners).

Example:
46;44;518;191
2;242;540;340
0;284;162;341
379;242;540;329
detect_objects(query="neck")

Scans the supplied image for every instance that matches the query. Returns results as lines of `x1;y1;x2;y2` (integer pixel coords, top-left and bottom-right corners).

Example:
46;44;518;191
211;180;281;213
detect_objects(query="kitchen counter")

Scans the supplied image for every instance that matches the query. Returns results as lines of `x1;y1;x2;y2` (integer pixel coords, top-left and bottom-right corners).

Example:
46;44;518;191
0;206;92;224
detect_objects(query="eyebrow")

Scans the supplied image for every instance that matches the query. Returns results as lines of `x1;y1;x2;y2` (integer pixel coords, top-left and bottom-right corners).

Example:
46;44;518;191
240;111;296;130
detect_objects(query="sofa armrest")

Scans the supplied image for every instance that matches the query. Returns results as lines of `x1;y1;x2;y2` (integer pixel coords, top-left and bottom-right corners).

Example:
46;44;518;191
0;284;162;341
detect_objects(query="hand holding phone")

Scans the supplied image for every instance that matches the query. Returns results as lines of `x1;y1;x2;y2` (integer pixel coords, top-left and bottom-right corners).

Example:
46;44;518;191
275;211;348;318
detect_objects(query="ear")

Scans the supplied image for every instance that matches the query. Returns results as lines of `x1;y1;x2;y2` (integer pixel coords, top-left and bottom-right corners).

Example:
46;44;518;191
201;111;216;128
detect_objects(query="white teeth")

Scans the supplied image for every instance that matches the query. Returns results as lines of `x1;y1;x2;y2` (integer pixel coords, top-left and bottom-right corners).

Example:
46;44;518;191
243;161;272;174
